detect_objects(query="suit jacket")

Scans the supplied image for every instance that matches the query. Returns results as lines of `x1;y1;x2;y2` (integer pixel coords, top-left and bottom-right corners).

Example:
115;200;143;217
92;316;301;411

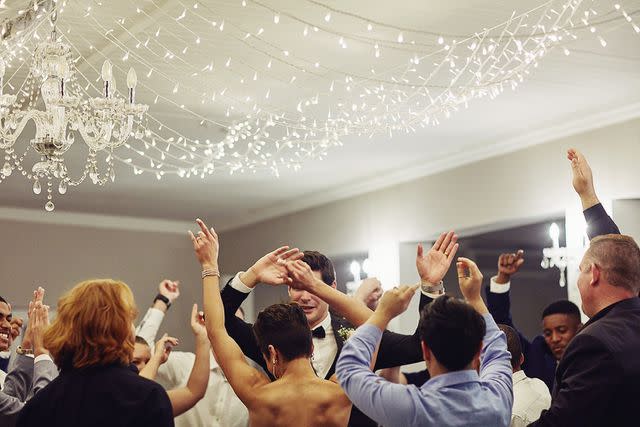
583;203;620;239
486;285;557;391
16;363;174;427
530;297;640;426
220;280;430;427
0;354;57;427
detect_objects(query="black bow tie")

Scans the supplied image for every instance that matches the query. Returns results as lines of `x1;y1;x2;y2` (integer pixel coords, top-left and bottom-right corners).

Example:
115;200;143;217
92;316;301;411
312;326;326;339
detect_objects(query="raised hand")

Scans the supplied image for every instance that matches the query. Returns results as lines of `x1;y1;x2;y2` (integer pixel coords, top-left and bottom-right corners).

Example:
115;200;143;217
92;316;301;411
285;260;319;292
416;231;459;284
567;148;599;209
22;287;46;350
190;303;207;339
456;257;486;314
154;333;179;365
159;280;181;304
376;285;420;321
189;218;219;270
354;278;383;310
242;246;304;288
28;301;50;357
496;250;524;283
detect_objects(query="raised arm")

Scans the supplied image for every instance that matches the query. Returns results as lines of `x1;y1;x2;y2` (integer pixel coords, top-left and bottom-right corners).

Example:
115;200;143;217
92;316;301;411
457;258;513;424
486;250;524;328
335;285;420;425
135;280;180;346
166;304;210;416
139;334;179;380
567;148;620;237
190;219;268;407
220;246;303;373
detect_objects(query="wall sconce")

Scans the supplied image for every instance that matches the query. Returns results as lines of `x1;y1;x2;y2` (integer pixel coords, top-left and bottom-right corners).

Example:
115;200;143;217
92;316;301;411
541;222;587;287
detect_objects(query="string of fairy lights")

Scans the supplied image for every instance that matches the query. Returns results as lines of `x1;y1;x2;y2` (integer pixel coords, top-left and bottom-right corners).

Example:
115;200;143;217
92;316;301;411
0;0;638;189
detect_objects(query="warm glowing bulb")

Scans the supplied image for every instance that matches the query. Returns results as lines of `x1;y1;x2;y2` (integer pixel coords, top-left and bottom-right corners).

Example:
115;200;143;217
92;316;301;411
127;68;137;89
101;60;113;81
549;223;560;241
350;261;361;280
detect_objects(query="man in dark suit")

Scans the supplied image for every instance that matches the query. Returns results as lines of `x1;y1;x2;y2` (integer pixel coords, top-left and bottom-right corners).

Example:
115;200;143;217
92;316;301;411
530;232;640;426
528;149;640;426
486;251;582;391
221;232;459;426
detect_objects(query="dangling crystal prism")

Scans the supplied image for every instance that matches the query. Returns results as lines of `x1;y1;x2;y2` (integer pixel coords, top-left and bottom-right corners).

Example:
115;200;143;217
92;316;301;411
45;201;55;212
109;168;115;182
32;179;41;194
2;162;11;176
58;180;67;194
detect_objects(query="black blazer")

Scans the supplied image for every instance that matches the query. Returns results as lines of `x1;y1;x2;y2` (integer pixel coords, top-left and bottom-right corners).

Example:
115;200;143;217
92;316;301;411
16;364;174;427
530;297;640;426
220;280;430;427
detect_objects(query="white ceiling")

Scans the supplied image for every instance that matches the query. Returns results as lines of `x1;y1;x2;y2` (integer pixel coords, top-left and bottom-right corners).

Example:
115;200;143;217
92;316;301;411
1;0;639;230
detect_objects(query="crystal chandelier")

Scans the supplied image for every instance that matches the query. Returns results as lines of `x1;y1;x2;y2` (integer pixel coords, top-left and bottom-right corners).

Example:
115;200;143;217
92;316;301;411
0;10;148;211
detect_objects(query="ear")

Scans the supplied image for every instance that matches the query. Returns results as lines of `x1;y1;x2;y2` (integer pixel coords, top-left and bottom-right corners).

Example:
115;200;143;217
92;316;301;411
519;353;525;368
590;263;601;287
268;345;277;363
331;281;337;290
421;341;431;364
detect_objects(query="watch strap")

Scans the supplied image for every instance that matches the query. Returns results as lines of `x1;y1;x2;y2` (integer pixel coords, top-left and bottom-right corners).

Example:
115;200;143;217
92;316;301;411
154;293;171;309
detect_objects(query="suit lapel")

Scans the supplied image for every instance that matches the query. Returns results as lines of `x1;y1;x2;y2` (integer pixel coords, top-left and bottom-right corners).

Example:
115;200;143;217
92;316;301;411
324;313;351;379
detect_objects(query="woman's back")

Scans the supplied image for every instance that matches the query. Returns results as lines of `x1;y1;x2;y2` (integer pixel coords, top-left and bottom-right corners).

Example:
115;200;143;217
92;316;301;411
17;364;174;427
249;376;352;427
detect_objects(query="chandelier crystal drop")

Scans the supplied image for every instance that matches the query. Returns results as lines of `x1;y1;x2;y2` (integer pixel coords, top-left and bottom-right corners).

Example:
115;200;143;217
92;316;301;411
0;9;148;211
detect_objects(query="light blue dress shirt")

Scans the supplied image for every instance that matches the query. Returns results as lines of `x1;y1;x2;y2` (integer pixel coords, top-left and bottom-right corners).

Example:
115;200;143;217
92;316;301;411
336;313;513;427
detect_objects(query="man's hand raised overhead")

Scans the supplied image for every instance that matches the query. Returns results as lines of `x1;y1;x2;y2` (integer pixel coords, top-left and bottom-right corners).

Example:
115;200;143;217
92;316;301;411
239;246;304;288
567;148;599;210
416;231;459;285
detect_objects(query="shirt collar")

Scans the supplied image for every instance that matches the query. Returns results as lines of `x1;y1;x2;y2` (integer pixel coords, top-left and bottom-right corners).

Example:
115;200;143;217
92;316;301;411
512;369;527;385
317;312;332;332
421;369;479;390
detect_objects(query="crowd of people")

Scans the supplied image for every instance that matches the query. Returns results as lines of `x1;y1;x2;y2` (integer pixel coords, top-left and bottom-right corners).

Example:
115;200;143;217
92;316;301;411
1;148;639;427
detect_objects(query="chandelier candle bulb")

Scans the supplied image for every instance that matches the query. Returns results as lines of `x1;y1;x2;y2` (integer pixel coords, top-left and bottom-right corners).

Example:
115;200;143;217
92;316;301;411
127;68;137;103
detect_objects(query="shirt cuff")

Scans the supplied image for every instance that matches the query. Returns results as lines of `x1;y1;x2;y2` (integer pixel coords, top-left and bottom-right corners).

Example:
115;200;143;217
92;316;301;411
490;276;510;293
34;354;53;364
230;272;253;293
421;288;447;299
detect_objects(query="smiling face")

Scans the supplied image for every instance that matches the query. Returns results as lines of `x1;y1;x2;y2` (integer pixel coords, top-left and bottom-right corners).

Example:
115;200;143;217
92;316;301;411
0;301;13;351
542;313;580;360
288;270;333;329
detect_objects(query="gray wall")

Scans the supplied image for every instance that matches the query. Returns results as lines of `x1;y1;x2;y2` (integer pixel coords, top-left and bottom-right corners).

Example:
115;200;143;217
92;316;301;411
0;217;205;350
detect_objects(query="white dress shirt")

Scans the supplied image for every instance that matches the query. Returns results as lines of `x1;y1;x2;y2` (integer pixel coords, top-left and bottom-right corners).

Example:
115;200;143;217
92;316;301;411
136;308;250;427
230;272;338;379
510;369;551;427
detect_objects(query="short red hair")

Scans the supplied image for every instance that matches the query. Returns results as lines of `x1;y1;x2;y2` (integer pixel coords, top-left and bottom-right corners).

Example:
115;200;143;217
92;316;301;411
44;279;138;370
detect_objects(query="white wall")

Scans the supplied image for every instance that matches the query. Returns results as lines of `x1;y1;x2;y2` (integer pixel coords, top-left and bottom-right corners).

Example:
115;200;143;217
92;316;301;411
0;213;239;350
219;118;640;277
613;199;640;242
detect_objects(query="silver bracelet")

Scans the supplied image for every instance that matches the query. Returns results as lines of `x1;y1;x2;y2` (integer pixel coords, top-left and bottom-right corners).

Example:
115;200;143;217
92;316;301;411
202;268;220;279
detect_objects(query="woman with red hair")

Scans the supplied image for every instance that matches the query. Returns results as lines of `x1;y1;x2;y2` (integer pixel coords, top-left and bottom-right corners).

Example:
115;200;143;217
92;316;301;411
17;279;174;427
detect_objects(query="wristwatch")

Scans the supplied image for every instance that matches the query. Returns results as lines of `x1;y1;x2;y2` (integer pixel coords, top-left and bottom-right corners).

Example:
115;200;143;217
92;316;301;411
16;346;34;356
421;280;445;295
154;293;171;309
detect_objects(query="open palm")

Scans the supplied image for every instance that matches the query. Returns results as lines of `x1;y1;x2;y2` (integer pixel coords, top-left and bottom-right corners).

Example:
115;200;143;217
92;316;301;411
252;246;304;286
416;231;459;284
